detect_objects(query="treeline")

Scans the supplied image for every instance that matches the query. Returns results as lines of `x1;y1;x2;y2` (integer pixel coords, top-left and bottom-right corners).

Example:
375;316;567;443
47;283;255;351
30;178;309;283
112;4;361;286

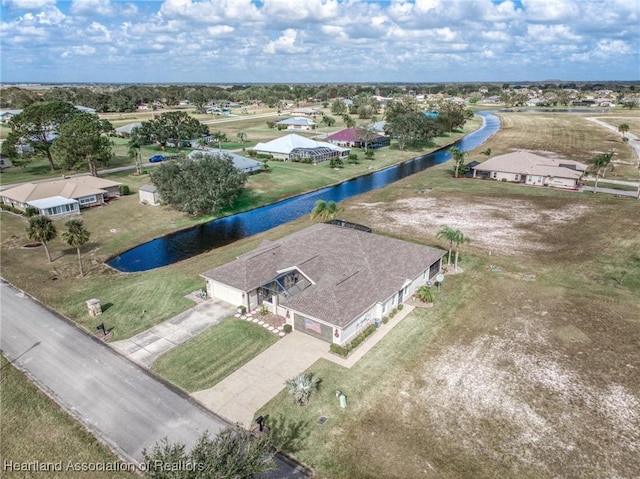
2;82;636;112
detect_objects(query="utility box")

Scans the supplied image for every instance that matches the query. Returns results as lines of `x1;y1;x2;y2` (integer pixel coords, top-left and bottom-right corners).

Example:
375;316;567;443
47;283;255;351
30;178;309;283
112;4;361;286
336;390;347;408
86;298;102;317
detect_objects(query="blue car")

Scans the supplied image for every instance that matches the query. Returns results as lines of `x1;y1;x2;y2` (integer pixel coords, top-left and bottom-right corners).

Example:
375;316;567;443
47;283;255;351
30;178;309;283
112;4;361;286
148;155;167;163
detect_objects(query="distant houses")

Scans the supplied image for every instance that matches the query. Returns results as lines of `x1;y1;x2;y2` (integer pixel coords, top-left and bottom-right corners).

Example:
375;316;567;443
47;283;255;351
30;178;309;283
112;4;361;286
472;152;587;190
275;117;316;131
326;128;390;149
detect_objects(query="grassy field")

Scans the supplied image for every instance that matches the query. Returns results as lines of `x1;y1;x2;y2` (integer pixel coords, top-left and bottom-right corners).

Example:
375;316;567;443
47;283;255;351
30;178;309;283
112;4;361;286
152;319;278;392
0;357;138;479
255;164;640;478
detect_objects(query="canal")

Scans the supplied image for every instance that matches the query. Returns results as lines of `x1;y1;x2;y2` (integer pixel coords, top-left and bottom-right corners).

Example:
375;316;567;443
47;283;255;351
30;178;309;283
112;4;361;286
108;111;500;272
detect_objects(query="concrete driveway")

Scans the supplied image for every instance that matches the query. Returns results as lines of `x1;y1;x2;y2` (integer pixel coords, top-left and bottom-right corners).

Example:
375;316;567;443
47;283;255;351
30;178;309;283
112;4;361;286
111;298;235;367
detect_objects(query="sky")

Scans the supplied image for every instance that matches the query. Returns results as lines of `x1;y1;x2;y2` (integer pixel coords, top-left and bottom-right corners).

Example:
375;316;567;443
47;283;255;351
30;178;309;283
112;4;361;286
0;0;639;84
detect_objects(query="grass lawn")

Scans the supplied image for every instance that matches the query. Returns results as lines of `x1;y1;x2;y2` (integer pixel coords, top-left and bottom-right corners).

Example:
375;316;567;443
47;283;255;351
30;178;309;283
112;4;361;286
152;319;278;392
0;356;137;479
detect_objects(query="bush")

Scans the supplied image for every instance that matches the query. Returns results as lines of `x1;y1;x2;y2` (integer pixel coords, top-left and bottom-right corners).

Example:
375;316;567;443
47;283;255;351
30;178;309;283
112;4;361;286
330;343;349;357
247;149;258;158
329;323;377;357
283;324;292;333
397;304;404;311
389;308;397;318
260;306;268;316
382;316;389;324
329;158;344;168
415;285;434;303
119;184;130;196
24;206;37;217
237;305;246;314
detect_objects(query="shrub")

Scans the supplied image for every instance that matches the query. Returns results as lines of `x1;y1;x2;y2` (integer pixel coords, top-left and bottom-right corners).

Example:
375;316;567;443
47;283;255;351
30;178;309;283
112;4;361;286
237;305;246;314
382;316;389;324
365;150;375;160
247;149;258;158
260;306;268;316
330;343;349;357
415;285;434;303
397;304;404;311
283;324;292;333
119;184;130;196
347;153;359;164
329;158;344;168
389;308;397;318
24;206;38;217
285;372;320;406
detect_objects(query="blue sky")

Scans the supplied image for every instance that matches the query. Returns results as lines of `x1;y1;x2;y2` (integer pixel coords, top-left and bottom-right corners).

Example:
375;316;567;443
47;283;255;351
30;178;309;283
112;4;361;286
1;0;638;83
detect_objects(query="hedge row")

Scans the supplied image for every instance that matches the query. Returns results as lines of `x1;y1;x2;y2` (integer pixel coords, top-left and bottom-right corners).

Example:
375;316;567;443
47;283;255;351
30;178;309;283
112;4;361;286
329;323;377;358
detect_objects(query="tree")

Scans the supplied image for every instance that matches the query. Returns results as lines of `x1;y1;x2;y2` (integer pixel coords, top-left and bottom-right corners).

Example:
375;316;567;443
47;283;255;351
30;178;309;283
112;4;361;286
589;151;615;194
384;112;429;151
138;111;207;149
437;100;468;132
51;112;113;176
618;123;629;139
330;99;347;115
481;148;492;157
236;131;247;149
150;153;246;215
342;114;356;128
127;135;143;175
452;229;471;271
27;215;57;263
143;427;275;479
5;101;78;171
62;219;91;276
285;372;320;406
355;125;378;153
448;146;467;178
436;225;456;267
320;115;336;132
212;131;228;152
309;200;342;222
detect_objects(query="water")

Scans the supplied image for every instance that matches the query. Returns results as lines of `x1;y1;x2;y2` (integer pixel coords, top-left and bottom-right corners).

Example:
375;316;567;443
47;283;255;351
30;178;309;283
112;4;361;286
108;111;500;272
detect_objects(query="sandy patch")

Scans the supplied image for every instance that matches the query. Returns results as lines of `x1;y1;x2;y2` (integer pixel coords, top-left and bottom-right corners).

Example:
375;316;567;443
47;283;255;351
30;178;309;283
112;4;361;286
353;196;589;256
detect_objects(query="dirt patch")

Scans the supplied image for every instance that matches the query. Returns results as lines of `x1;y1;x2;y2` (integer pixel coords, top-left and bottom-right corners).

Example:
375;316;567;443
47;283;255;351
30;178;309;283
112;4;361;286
352;196;589;257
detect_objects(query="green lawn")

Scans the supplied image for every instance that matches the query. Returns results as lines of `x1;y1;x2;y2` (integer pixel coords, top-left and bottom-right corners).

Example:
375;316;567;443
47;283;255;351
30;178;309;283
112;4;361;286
0;357;137;479
152;319;278;392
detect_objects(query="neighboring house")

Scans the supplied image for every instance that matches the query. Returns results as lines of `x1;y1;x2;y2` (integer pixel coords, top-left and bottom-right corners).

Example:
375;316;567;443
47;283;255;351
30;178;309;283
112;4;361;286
187;150;264;174
201;223;446;345
1;176;123;217
472;151;587;189
276;117;316;131
139;184;160;206
371;120;387;133
0;155;13;169
291;107;322;117
74;105;97;114
326;128;390;149
252;134;349;163
0;109;23;124
114;122;142;137
137;103;150;110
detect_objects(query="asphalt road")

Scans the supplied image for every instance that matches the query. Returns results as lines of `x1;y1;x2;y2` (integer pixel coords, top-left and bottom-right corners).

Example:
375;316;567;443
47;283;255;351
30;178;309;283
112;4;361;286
0;281;308;477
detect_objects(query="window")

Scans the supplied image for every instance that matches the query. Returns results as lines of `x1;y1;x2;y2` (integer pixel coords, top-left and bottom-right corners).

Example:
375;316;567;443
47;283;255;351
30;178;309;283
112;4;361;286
79;195;96;205
492;172;497;179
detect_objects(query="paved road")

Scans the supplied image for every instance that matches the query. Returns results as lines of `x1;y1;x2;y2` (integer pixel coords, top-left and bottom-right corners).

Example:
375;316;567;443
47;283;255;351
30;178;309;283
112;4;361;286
579;185;639;198
0;281;308;477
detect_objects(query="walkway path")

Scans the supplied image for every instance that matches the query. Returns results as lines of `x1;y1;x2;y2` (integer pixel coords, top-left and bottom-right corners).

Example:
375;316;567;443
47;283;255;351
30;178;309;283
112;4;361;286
192;305;415;426
586;116;640;166
111;297;234;367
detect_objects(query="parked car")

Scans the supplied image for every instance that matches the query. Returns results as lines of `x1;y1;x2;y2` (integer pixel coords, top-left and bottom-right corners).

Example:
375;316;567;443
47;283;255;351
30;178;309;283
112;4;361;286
148;155;167;163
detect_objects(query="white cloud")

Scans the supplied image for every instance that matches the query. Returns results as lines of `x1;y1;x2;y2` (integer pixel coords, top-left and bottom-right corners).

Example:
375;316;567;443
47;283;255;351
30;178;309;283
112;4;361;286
261;0;339;22
71;0;115;17
61;44;96;57
263;28;308;54
2;0;54;9
521;0;580;22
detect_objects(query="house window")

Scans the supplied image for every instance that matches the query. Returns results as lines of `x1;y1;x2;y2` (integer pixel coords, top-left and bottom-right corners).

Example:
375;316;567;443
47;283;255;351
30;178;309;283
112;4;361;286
79;195;96;205
382;302;387;314
492;172;497;179
514;174;520;181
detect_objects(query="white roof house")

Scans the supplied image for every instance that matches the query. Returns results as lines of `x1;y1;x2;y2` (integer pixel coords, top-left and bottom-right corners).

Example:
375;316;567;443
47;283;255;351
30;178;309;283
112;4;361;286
252;134;349;162
115;122;142;136
27;196;80;217
472;151;587;190
275;117;316;131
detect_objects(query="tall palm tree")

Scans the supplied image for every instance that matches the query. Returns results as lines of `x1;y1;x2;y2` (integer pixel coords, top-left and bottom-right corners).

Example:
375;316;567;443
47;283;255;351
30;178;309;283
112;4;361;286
62;219;91;276
436;225;457;266
449;146;467;178
589;151;614;194
211;131;228;152
453;229;471;271
618;123;629;139
236;131;247;149
26;215;57;263
310;200;342;222
320;115;336;133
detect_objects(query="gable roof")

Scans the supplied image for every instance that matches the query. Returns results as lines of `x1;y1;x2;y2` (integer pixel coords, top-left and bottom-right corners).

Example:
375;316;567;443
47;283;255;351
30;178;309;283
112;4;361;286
252;134;348;155
473;151;587;179
187;150;263;172
326;128;386;142
1;177;122;203
202;223;445;328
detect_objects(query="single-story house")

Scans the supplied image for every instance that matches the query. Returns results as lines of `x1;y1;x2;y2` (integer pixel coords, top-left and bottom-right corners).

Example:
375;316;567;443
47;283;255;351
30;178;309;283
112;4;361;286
1;176;123;217
0;109;23;124
114;122;142;137
74;105;97;114
187;150;264;173
276;117;316;131
290;107;322;117
326;128;390;149
252;134;349;163
201;223;446;345
0;155;13;169
472;151;587;189
139;184;160;206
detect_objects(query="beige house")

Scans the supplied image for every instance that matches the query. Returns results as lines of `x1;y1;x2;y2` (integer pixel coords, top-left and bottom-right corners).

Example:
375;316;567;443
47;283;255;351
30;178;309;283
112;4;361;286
201;223;445;345
472;151;587;189
1;176;123;217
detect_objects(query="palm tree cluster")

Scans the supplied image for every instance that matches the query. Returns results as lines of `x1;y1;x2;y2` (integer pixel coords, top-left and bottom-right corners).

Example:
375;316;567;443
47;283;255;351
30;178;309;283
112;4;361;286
285;372;320;406
26;215;91;276
589;151;614;194
436;225;470;271
309;200;342;222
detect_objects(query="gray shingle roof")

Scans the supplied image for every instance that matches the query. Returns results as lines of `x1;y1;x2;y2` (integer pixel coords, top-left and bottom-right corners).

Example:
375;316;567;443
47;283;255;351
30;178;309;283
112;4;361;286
201;223;445;328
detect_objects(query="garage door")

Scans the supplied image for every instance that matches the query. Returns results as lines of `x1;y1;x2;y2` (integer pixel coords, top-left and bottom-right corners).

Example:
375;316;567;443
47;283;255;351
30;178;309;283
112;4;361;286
294;313;333;343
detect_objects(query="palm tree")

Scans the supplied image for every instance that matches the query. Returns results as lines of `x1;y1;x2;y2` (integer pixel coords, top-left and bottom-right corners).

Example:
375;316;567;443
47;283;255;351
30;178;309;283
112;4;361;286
320;115;336;133
236;131;247;149
342;114;356;128
26;215;57;262
589;151;614;194
481;148;492;157
285;373;320;406
310;200;342;222
211;131;228;152
62;219;91;276
436;225;456;266
449;146;467;178
452;229;471;271
618;123;629;139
